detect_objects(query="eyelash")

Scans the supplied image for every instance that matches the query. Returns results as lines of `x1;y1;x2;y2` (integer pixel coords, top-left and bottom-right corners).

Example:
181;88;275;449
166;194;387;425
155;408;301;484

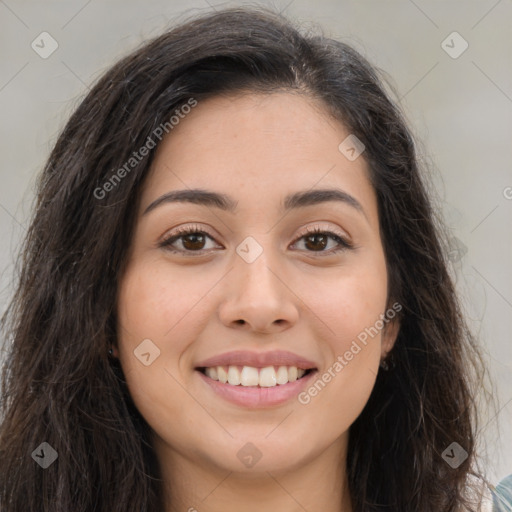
158;224;354;257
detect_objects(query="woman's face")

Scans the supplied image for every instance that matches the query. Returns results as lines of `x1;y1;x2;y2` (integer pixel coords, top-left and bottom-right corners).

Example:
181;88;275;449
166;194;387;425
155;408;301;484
117;92;398;477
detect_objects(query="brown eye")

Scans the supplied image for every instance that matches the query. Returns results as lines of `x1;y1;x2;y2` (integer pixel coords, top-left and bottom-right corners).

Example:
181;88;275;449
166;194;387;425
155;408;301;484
292;228;353;255
159;225;353;256
180;232;207;251
303;233;329;251
159;227;219;255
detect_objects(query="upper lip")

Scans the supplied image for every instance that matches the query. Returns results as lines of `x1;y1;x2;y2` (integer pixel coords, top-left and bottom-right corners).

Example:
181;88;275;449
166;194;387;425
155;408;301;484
195;350;318;370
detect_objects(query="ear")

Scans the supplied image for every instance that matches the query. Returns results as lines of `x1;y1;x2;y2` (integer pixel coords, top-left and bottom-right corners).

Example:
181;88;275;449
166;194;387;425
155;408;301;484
381;315;400;358
109;345;120;358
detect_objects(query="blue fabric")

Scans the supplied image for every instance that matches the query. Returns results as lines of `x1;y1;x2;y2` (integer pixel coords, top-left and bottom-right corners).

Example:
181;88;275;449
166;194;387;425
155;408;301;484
492;474;512;511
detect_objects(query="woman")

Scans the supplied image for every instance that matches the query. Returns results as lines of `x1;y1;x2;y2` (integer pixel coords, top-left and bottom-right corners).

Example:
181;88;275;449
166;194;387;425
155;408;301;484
0;5;496;511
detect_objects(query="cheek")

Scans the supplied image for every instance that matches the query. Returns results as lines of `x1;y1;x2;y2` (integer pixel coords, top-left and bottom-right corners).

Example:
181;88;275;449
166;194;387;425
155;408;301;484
117;260;214;351
115;261;207;434
297;258;388;410
115;261;202;409
306;257;389;346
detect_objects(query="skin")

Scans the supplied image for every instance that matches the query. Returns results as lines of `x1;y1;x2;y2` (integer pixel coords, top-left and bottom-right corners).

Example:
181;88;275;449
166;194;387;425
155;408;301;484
115;91;399;512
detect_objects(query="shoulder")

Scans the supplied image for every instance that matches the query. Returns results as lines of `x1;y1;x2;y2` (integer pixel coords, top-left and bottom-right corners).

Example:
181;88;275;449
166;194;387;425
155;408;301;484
489;474;512;511
466;473;512;512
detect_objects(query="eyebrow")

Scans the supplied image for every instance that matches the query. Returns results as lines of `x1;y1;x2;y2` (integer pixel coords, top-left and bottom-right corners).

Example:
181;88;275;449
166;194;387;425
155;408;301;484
143;187;366;218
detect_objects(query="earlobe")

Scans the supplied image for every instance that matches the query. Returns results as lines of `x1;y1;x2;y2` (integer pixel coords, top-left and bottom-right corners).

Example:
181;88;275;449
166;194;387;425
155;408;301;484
380;319;399;371
108;346;119;358
381;318;400;356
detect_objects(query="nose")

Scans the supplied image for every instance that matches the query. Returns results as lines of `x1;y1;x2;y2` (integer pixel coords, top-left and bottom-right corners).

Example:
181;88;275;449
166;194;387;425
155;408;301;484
217;243;299;334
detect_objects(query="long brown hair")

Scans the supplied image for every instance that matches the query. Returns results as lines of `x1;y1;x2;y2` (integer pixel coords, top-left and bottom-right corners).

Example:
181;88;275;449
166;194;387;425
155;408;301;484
0;6;494;511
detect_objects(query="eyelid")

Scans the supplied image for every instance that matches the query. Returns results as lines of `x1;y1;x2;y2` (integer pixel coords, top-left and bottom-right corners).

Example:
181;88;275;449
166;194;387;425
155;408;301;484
159;222;354;254
295;224;351;243
158;223;216;243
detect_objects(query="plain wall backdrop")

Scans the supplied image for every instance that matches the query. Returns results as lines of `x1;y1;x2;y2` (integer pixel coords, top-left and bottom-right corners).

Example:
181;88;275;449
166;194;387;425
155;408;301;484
1;0;511;489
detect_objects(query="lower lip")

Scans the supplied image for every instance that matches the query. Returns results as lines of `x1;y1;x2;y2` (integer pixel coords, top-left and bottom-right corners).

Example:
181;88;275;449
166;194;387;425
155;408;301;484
196;369;317;408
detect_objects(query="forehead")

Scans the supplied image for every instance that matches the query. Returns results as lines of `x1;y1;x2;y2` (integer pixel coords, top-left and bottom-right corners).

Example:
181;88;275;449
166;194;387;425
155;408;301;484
141;92;377;223
153;91;346;163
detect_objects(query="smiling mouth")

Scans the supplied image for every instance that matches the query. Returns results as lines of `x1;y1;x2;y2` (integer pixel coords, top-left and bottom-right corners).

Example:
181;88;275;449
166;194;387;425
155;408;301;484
196;365;316;387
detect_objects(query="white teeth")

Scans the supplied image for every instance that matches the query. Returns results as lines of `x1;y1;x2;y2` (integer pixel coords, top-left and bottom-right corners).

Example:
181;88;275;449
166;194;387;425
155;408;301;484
276;365;289;385
259;366;277;387
202;365;309;386
217;366;228;383
227;366;240;385
205;367;217;380
240;366;259;386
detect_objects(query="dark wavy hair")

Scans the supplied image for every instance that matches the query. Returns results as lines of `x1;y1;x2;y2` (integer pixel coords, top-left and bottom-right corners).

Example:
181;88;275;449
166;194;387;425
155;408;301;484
0;5;494;511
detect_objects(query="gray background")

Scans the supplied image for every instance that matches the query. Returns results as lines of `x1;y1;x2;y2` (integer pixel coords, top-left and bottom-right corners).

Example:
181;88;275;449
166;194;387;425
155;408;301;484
1;0;511;486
